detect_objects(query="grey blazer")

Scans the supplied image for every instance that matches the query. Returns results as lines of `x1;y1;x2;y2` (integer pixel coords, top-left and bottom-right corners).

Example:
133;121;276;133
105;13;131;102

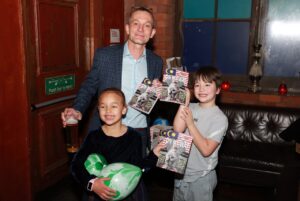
73;44;163;131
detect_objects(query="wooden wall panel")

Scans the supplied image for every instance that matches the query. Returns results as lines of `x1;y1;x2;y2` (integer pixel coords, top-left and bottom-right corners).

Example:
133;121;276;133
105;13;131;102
31;0;88;103
102;0;124;46
32;102;71;191
0;0;32;201
38;2;78;72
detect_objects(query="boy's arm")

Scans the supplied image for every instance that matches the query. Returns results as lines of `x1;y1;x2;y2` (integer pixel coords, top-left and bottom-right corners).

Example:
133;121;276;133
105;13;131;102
186;120;219;157
173;88;191;132
173;105;188;132
184;108;219;157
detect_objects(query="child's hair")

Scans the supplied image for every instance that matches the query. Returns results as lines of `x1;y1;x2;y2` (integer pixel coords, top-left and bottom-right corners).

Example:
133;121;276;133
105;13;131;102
98;88;126;106
192;66;222;88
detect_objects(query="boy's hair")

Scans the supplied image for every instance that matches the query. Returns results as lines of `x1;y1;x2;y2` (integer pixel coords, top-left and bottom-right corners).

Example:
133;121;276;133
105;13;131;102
98;88;126;106
128;6;156;28
193;66;222;88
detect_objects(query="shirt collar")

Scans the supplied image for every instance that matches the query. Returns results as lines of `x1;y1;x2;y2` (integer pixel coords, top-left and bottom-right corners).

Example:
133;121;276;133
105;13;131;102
123;42;146;59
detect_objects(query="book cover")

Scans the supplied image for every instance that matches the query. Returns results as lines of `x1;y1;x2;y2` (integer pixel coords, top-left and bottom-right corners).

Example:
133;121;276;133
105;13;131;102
158;69;189;105
128;78;160;114
166;57;187;71
150;125;173;150
156;129;193;174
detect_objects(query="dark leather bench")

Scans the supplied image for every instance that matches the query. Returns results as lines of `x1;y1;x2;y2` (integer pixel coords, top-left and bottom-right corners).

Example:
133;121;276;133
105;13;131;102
218;104;300;201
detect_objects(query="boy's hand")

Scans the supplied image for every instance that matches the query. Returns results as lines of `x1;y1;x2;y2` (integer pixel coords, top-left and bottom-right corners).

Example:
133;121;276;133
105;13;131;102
153;141;165;157
92;177;116;200
182;107;194;128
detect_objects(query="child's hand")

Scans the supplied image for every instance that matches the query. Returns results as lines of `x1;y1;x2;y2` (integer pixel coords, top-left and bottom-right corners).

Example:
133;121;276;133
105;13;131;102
153;141;165;157
92;177;116;200
182;107;194;127
152;79;162;86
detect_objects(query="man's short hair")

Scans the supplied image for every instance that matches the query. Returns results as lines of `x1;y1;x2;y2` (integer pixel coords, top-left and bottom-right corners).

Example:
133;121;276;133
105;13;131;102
128;6;156;28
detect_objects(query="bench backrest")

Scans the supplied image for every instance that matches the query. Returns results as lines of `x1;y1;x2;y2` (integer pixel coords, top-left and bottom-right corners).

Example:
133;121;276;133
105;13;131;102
219;104;300;144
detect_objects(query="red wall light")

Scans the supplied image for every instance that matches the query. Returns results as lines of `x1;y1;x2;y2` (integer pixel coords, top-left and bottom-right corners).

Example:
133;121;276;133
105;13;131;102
221;81;231;91
278;83;288;95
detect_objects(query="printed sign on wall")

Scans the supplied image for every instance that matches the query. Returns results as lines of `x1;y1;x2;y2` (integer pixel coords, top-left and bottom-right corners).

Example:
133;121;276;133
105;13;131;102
45;74;75;95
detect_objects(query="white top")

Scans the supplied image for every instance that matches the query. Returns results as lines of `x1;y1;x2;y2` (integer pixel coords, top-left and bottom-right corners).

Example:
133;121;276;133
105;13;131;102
183;103;228;182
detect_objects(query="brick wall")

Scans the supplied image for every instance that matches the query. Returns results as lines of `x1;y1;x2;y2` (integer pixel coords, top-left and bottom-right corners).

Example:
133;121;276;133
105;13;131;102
124;0;176;66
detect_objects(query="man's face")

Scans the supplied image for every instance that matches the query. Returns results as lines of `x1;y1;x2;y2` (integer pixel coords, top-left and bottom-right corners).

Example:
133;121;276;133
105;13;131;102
126;11;156;45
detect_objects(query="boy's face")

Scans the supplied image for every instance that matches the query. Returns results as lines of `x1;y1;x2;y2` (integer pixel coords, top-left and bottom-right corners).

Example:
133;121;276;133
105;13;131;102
194;78;220;107
98;92;127;126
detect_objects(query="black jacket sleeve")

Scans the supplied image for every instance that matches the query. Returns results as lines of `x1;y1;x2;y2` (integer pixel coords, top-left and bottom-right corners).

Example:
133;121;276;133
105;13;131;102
71;131;98;189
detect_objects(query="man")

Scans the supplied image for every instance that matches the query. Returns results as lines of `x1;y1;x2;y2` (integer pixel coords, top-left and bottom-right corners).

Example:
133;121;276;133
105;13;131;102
61;6;163;157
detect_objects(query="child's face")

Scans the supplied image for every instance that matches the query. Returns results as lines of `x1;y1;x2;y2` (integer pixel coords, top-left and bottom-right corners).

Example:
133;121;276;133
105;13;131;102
98;92;127;126
194;77;220;107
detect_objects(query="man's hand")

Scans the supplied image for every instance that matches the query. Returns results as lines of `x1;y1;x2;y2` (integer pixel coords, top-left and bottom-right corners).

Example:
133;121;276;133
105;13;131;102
92;177;116;200
61;108;82;127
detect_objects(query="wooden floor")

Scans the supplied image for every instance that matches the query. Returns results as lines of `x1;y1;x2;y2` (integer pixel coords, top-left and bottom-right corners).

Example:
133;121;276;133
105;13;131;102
35;169;300;201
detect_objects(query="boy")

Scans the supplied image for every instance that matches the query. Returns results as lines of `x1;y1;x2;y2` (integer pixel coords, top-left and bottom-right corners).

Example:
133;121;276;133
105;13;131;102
71;88;163;201
172;66;228;201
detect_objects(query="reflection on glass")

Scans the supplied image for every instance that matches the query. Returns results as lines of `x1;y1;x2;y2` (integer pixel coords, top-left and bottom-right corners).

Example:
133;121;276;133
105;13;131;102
263;0;300;77
270;21;300;38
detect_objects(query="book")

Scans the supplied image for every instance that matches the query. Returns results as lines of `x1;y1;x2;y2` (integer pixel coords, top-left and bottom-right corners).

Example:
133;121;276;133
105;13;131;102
166;57;183;70
155;129;193;174
150;125;173;150
158;69;189;105
128;78;160;114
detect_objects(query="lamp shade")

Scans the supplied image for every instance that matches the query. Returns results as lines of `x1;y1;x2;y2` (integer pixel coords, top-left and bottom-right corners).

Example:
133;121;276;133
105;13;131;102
249;62;262;77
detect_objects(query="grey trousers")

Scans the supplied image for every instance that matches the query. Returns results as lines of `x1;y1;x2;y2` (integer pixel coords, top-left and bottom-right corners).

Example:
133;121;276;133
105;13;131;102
173;170;217;201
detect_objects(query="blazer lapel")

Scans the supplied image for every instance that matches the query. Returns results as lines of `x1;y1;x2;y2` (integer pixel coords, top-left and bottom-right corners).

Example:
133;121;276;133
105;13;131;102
115;45;124;88
146;49;155;79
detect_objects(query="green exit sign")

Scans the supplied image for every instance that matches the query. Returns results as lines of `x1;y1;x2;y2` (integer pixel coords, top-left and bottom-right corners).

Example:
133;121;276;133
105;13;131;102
45;74;75;95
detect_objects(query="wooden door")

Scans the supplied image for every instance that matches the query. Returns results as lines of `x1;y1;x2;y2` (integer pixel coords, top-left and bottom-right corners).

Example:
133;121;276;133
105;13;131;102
23;0;124;193
25;0;94;192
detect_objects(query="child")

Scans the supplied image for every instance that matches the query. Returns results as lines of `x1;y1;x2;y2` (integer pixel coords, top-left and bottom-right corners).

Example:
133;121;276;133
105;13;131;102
71;88;163;201
172;66;228;201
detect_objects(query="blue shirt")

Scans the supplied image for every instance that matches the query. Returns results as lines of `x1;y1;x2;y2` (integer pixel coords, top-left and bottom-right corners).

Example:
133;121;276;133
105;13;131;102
121;42;147;128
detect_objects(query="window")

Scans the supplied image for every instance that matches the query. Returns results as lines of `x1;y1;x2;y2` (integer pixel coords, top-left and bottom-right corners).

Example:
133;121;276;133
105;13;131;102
263;0;300;77
182;0;254;74
183;0;300;78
